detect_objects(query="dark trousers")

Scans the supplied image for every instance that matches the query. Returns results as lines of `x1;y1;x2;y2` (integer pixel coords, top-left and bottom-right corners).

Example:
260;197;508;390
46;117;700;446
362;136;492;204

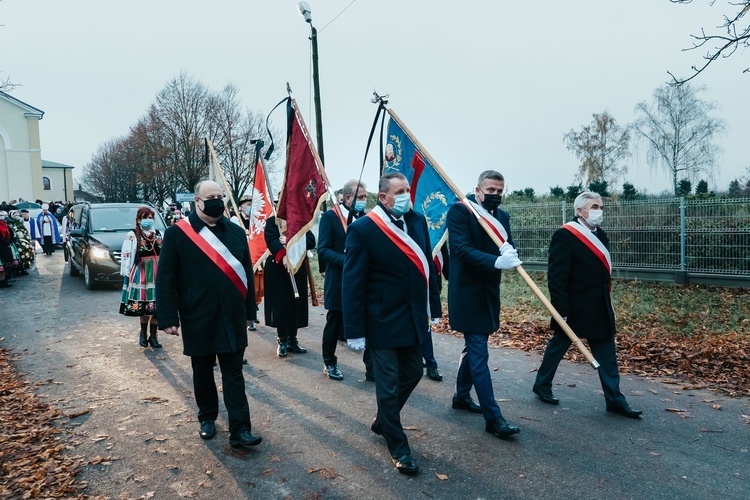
321;309;342;365
42;236;54;254
277;327;298;341
370;343;423;458
422;330;437;369
534;331;626;407
190;350;251;438
455;333;503;421
363;346;373;375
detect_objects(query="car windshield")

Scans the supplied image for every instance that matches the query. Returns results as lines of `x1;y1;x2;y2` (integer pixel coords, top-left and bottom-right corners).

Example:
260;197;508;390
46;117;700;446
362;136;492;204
89;207;166;232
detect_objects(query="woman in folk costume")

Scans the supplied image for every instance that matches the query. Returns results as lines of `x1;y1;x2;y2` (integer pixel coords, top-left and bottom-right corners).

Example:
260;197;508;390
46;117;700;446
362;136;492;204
119;207;163;348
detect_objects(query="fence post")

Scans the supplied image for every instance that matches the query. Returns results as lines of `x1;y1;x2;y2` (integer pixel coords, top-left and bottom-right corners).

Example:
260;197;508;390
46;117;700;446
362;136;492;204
676;196;688;284
562;200;567;224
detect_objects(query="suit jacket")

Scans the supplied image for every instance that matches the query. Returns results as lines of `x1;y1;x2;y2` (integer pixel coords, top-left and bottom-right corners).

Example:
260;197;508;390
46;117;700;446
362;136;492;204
342;205;442;349
156;212;257;356
317;208;349;312
548;217;615;340
447;195;515;335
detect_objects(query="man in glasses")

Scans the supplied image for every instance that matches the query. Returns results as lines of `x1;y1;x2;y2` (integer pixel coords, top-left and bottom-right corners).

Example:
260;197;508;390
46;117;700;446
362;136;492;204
157;180;262;448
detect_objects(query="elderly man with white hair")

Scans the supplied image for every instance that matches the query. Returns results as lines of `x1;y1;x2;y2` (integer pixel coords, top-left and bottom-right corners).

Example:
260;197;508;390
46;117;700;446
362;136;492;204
35;203;61;256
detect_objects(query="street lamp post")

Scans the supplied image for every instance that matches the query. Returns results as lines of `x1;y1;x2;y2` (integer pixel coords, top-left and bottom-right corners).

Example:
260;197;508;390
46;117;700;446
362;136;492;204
298;2;325;166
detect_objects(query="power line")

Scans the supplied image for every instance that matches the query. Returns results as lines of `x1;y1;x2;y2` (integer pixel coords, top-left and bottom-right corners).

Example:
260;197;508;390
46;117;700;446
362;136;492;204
318;0;358;33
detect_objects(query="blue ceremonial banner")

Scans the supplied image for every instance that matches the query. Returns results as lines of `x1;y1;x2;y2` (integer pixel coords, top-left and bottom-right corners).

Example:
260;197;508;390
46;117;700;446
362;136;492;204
383;117;458;253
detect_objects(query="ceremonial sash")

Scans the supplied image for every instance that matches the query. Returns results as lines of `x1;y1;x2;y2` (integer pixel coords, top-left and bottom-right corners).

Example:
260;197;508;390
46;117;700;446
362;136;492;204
433;251;444;277
562;221;611;275
461;200;508;244
366;206;429;287
176;219;248;298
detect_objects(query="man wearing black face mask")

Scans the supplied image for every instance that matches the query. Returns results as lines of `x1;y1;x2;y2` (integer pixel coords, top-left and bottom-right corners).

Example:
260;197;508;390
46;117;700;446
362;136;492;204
446;170;523;440
157;180;262;448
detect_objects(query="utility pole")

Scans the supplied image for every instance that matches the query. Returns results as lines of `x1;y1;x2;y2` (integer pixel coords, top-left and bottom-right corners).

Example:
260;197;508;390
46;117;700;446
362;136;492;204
298;2;325;166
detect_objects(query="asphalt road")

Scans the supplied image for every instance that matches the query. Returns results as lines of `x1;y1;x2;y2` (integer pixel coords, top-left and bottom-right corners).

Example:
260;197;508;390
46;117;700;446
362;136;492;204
2;254;748;499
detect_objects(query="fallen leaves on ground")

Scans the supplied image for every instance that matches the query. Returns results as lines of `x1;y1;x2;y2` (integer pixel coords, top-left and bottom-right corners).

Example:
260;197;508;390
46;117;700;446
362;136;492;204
433;314;750;396
0;347;88;498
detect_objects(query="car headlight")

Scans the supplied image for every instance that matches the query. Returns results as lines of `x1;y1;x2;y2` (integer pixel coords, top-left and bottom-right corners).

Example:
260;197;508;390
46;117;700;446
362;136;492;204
91;247;109;260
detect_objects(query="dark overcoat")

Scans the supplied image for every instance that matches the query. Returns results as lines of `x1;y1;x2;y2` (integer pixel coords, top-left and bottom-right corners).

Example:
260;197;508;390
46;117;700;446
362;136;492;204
263;216;316;328
317;208;348;312
342;206;442;349
447;195;515;335
156;212;257;356
548;217;615;340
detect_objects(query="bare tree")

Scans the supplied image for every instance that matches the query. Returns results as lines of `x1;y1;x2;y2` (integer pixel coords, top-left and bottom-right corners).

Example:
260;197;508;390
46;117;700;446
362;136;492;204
154;72;212;192
129;109;178;207
208;84;282;200
0;73;19;93
563;111;631;187
669;0;750;84
82;138;141;202
633;83;725;195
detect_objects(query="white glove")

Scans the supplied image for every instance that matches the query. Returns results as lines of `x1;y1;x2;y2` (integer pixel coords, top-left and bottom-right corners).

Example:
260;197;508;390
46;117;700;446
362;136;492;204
495;247;522;270
499;242;514;255
347;338;366;351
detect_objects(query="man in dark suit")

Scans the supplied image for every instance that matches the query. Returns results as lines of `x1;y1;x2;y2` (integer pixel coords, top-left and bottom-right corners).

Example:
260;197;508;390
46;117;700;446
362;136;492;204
318;180;367;381
342;172;442;475
447;170;522;439
532;191;642;418
157;180;262;447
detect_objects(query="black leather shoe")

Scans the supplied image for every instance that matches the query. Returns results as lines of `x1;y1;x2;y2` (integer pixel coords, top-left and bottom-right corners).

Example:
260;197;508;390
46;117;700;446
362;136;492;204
229;430;262;447
532;386;559;405
148;334;162;349
365;371;375;382
485;417;520;438
248;321;256;331
139;330;148;348
242;358;248;365
370;418;382;436
286;339;307;354
199;420;215;440
324;364;344;380
606;403;643;418
452;396;482;414
276;340;287;357
426;367;443;381
392;455;419;475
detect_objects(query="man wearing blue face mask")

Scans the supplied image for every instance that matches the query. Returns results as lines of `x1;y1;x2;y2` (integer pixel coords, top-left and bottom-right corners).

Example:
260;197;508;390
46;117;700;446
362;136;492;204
533;191;642;418
342;172;442;475
318;179;367;381
447;170;522;440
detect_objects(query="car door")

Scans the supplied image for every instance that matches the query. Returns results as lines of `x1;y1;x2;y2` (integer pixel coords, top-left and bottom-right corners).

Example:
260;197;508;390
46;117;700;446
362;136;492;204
69;206;86;270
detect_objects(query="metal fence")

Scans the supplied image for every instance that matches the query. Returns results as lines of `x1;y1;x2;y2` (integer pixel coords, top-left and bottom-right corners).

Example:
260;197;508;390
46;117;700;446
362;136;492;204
505;197;750;277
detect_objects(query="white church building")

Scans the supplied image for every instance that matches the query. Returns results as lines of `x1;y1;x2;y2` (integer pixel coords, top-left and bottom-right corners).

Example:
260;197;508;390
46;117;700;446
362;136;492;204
0;91;74;203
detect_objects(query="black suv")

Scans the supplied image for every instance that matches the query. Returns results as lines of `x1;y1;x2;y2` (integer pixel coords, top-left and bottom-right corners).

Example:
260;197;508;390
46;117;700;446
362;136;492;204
66;203;167;289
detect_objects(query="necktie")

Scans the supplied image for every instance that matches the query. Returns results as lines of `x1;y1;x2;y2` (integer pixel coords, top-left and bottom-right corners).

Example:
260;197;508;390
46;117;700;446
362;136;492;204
393;219;404;231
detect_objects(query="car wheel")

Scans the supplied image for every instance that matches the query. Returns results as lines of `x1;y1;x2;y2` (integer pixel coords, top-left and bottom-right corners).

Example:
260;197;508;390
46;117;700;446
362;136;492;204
84;261;97;290
69;259;80;276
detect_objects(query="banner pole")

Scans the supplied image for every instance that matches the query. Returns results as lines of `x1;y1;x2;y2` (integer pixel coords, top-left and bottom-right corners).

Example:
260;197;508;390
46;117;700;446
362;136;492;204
385;107;599;369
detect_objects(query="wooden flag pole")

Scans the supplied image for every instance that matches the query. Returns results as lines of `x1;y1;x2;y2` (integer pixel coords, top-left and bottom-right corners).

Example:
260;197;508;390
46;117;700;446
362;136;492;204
385;107;599;369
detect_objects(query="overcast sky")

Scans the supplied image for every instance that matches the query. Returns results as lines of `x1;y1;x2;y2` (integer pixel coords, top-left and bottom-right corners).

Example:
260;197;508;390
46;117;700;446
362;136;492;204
2;0;747;197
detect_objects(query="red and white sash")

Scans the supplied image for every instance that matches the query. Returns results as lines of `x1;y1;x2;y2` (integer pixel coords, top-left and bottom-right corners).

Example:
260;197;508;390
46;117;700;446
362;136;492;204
176;219;248;298
367;206;429;287
462;199;508;244
562;221;611;275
